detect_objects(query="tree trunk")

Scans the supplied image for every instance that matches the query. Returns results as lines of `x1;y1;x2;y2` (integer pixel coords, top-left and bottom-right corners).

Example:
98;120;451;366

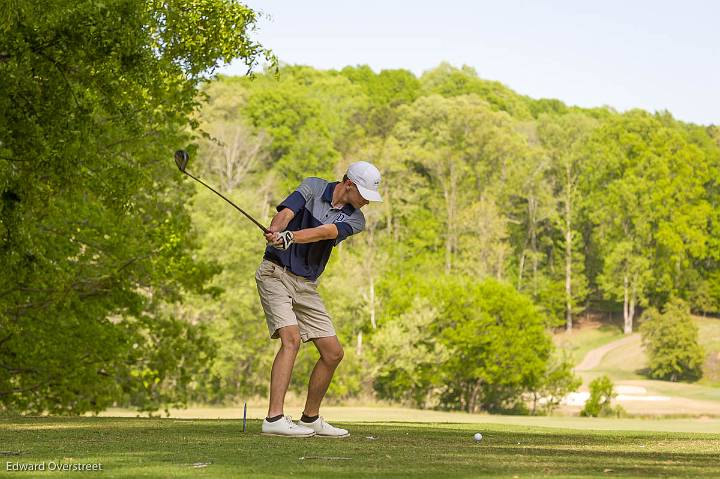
519;195;538;295
442;158;458;273
443;181;451;273
385;190;395;241
451;163;458;272
261;190;270;224
369;276;376;329
363;225;377;330
627;279;636;334
623;274;633;334
444;184;456;273
356;330;363;356
496;247;504;281
531;392;538;415
468;381;482;413
565;202;573;331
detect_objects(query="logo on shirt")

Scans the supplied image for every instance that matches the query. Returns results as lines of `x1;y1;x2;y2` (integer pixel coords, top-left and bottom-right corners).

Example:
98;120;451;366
334;214;346;223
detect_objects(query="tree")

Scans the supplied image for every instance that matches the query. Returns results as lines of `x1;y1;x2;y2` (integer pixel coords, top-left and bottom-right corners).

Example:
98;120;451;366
175;65;720;413
504;142;558;303
374;275;558;413
583;111;713;333
173;180;277;404
392;94;519;275
640;299;704;382
0;0;270;414
371;298;449;407
199;81;270;193
537;113;596;330
240;66;369;191
437;278;555;413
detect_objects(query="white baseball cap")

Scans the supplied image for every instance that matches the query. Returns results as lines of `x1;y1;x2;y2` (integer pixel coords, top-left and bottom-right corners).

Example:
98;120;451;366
346;161;382;202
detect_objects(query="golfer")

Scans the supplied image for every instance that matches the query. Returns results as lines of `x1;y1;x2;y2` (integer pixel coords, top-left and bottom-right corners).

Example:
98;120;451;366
256;161;382;437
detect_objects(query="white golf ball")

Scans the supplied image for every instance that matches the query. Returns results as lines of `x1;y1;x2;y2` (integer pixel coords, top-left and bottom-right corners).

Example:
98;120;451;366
474;432;482;442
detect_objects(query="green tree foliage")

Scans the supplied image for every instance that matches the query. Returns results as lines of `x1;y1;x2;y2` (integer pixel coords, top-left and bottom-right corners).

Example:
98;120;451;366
238;66;367;191
0;0;269;414
537;113;597;330
175;183;275;404
583;111;714;333
502;130;560;319
339;65;420;137
527;98;569;117
437;278;562;413
179;66;720;414
580;375;624;417
420;63;533;119
392;94;518;276
370;298;449;407
640;299;704;382
373;276;572;413
8;35;719;416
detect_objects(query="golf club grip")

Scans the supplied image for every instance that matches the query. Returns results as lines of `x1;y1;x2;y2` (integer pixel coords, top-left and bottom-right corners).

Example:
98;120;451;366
185;171;270;234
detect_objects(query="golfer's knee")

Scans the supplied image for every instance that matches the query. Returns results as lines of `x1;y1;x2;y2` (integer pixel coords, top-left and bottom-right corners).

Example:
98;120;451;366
282;338;301;354
279;331;301;353
322;346;344;366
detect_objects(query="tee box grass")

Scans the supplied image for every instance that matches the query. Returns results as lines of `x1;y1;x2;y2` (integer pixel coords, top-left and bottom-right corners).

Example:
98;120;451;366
1;416;718;478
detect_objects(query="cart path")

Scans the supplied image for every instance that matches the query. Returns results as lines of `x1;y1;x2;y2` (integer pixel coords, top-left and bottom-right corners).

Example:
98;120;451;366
574;333;640;371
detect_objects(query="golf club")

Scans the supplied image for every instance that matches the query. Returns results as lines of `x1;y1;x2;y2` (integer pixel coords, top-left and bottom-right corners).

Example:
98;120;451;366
174;150;270;234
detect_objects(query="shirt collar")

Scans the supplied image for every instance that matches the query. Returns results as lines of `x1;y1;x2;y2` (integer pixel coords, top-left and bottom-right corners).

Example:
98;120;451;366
322;181;356;215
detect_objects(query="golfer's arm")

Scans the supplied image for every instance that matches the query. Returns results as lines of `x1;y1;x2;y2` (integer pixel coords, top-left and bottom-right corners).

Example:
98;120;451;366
293;224;338;244
269;208;295;233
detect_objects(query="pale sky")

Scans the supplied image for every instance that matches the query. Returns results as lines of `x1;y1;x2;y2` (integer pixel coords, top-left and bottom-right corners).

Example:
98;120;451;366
219;1;719;125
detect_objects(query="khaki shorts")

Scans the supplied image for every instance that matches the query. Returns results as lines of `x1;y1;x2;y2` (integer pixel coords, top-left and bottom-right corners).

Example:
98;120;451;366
255;259;336;342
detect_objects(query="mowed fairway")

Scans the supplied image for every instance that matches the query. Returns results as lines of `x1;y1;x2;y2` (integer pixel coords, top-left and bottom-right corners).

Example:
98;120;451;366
1;417;719;478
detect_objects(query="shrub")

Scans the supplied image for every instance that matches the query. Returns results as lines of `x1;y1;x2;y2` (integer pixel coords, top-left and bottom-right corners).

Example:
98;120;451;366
580;375;625;417
640;298;704;382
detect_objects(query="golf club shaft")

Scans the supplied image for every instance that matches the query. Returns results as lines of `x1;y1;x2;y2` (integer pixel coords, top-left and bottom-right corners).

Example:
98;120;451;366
183;170;270;234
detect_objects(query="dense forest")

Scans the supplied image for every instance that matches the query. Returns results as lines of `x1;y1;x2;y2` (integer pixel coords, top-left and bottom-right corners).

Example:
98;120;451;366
179;64;719;413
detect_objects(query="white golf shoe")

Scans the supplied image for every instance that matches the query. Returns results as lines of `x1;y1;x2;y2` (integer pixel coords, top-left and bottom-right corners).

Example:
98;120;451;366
261;416;315;437
298;417;350;438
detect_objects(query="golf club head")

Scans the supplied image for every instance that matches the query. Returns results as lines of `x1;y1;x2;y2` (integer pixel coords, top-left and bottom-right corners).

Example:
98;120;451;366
174;150;190;172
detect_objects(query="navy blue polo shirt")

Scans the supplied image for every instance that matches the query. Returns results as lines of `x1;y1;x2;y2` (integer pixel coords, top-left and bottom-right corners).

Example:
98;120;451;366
264;177;366;280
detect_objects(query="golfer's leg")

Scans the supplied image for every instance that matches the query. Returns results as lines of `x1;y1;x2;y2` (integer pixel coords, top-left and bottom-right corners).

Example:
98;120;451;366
303;335;344;416
268;325;301;417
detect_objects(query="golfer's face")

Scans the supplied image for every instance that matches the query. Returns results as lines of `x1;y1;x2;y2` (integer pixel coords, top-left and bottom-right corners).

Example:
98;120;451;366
348;183;369;208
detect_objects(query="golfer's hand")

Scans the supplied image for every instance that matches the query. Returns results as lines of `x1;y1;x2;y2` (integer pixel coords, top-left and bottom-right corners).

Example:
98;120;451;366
265;232;277;243
271;230;294;250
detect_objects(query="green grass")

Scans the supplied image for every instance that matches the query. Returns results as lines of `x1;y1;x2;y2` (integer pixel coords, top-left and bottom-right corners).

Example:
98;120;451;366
593;334;646;379
585;317;720;382
696;317;720;352
696;316;720;386
98;405;720;432
1;417;719;478
634;380;720;403
550;315;719;416
576;371;720;406
554;325;624;365
555;316;720;379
